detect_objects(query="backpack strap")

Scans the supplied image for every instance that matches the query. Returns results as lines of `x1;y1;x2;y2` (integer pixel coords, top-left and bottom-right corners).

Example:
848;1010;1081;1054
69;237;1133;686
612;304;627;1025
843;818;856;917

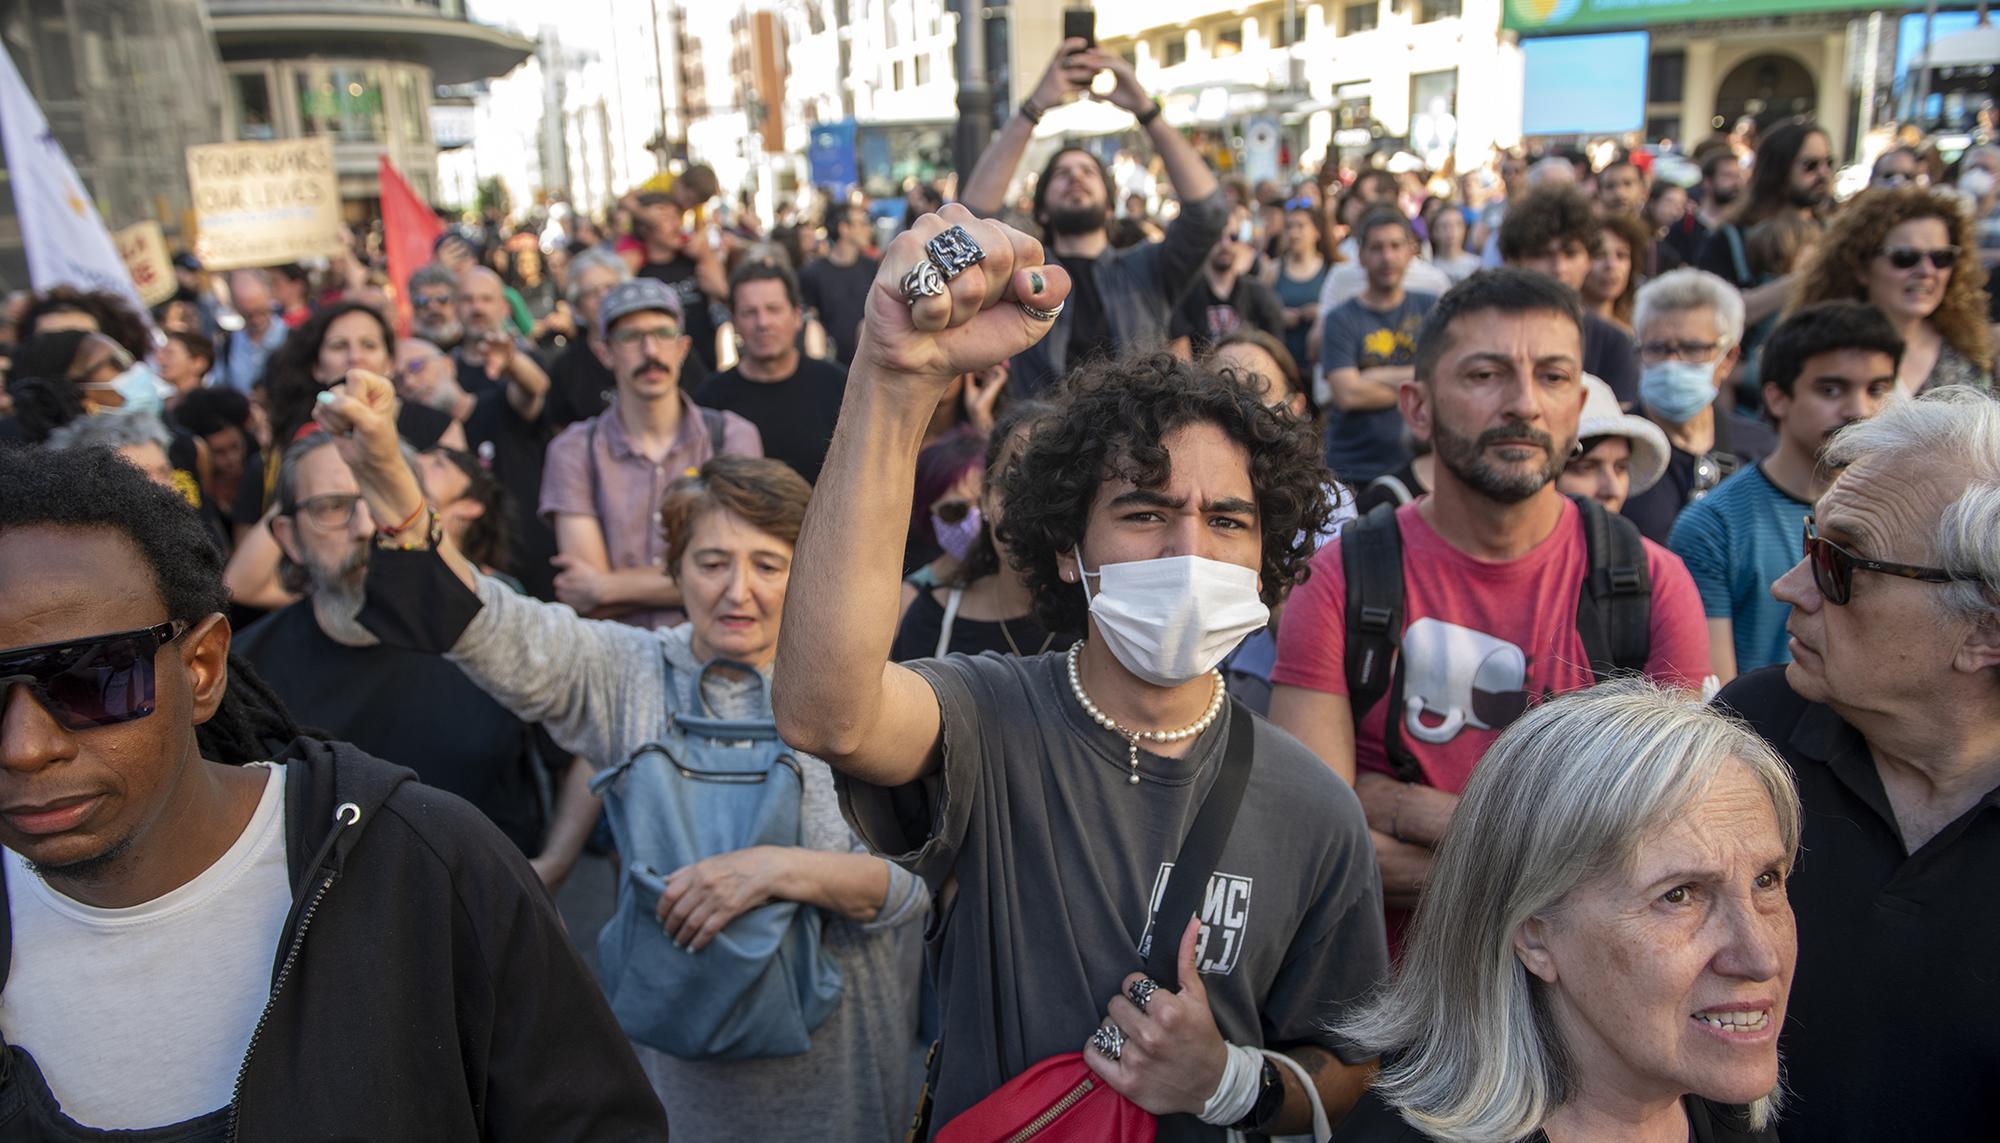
1340;502;1405;725
1144;700;1255;989
701;406;727;455
1570;495;1653;680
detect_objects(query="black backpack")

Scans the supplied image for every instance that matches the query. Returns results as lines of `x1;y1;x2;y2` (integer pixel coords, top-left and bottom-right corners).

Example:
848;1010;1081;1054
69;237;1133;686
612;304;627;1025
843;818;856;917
1340;495;1651;782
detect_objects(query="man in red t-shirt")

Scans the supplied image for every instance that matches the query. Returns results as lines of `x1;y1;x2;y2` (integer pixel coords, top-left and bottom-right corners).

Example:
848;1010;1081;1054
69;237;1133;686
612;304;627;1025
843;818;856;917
1270;268;1708;919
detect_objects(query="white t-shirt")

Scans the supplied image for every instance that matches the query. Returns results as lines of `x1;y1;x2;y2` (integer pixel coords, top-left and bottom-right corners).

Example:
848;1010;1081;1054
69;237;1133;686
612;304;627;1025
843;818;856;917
0;762;291;1129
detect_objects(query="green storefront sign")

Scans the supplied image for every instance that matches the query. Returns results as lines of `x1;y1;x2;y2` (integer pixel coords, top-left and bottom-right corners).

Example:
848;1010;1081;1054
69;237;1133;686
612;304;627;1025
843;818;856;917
1504;0;1910;33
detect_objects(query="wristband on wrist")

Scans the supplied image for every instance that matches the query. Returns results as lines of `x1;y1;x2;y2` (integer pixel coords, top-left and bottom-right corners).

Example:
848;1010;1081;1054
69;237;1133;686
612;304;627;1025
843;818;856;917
1135;99;1162;127
1020;98;1045;125
1198;1042;1265;1126
376;499;427;538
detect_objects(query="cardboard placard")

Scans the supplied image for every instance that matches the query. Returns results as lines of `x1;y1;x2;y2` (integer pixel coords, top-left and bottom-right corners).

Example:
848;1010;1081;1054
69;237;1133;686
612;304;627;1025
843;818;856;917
186;138;342;270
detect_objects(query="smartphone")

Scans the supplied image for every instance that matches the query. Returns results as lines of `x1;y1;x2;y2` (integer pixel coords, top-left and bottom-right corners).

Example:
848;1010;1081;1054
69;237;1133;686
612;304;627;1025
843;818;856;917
1236;219;1255;244
1063;9;1095;50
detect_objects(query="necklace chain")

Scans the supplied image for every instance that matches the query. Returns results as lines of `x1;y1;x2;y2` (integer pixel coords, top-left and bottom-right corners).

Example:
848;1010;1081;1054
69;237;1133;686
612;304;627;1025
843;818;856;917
1064;642;1225;786
997;613;1056;658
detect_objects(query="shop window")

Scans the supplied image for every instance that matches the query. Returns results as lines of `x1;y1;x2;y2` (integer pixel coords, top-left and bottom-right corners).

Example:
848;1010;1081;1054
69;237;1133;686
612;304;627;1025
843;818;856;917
232;71;276;141
1215;24;1244;57
1164;37;1187;66
1343;3;1378;34
296;65;386;143
1417;0;1460;21
1648;50;1686;104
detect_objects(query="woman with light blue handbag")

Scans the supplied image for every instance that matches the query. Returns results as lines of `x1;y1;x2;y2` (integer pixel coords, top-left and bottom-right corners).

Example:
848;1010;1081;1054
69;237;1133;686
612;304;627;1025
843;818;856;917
318;365;930;1142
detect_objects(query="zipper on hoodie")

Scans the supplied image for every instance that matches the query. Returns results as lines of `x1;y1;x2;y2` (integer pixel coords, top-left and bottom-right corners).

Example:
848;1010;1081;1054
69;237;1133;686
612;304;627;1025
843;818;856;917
226;800;360;1142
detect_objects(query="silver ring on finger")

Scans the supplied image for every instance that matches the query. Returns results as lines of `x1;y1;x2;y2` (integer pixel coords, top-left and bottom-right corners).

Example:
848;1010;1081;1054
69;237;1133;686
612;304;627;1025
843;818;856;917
924;225;987;280
1091;1022;1126;1062
899;260;946;306
1019;300;1063;322
1127;977;1159;1012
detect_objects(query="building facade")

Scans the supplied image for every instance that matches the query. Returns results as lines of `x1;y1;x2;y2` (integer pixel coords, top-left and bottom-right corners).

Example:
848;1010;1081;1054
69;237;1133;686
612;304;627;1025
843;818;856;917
0;0;228;291
206;0;533;217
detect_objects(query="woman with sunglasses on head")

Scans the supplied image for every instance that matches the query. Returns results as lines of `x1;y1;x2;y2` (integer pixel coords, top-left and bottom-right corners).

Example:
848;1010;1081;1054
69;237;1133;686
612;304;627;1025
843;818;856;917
892;401;1070;662
1786;185;1992;395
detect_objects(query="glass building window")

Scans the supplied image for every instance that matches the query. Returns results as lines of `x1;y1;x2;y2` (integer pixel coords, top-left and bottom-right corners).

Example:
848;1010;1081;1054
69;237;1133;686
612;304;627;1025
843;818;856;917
232;71;276;140
397;70;427;144
1163;36;1187;66
1214;24;1243;57
1344;3;1378;34
297;65;386;143
1274;10;1309;46
1648;50;1686;104
1417;0;1461;22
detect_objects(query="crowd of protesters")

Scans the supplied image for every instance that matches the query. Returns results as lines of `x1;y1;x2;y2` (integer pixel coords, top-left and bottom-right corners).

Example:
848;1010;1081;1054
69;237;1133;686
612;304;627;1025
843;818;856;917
2;34;1998;1143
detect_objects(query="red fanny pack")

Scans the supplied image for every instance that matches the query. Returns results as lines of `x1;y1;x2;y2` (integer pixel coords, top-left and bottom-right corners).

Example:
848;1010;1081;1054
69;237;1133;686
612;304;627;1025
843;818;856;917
935;1053;1155;1143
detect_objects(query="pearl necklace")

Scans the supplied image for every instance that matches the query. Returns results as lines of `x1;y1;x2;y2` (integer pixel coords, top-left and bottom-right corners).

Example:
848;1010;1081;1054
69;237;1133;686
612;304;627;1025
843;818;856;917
1065;641;1226;786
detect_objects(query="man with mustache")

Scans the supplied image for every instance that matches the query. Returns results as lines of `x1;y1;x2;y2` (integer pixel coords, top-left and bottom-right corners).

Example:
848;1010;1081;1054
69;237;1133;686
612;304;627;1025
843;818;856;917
1270;269;1709;931
1669;302;1901;684
540;278;761;630
956;37;1228;396
234;432;550;854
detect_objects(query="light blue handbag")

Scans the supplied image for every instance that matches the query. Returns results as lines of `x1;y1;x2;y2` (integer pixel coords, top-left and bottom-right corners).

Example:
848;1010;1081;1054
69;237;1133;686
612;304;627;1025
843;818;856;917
588;659;843;1061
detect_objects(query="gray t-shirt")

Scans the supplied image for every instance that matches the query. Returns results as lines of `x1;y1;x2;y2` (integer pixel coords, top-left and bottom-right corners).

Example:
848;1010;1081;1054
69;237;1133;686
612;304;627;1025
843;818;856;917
839;651;1387;1141
1320;292;1437;485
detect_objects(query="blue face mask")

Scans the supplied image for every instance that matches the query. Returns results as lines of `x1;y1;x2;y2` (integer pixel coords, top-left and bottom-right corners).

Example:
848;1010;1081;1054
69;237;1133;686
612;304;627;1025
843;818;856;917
84;362;166;416
1639;360;1719;423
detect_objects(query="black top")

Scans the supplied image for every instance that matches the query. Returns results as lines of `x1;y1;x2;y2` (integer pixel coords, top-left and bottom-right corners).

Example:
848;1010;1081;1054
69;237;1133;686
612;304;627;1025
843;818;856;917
1582;310;1640;408
1332;1086;1774;1143
1169;275;1288;356
464;388;557;600
1056;251;1114;373
889;584;1071;663
695;357;848;486
544;337;616;428
234;602;548;855
1620;409;1777;543
1715;667;2000;1143
396;401;454;450
798;254;879;366
638;256;720;372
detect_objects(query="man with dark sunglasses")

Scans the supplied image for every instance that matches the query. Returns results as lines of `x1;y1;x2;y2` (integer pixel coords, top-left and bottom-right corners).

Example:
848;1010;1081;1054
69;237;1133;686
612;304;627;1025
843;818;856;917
1715;388;2000;1143
0;445;665;1137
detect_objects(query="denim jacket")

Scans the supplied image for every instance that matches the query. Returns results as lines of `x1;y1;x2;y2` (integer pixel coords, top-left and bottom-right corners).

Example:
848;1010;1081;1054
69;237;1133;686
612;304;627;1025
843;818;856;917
1010;188;1230;395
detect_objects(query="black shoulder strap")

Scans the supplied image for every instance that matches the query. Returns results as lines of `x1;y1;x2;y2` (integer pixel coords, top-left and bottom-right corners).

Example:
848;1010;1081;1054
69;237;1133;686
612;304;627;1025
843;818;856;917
1146;699;1255;990
1570;495;1652;679
701;406;726;455
1341;501;1406;724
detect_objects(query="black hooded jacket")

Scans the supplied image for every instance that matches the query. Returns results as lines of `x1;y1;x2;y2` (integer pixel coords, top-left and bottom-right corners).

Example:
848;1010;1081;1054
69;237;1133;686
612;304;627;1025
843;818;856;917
0;739;668;1141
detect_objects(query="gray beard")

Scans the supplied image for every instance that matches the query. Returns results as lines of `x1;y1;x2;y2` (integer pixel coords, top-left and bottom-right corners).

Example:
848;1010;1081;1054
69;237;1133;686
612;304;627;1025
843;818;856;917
1433;419;1566;504
415;316;462;347
308;551;380;647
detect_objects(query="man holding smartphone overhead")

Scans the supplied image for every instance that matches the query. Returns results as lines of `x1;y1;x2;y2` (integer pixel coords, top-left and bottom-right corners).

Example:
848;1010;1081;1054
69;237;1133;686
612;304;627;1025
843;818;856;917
957;33;1228;396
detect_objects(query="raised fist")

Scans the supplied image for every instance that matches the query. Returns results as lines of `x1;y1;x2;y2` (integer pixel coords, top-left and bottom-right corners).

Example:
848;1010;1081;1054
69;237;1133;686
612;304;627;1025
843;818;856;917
853;204;1071;391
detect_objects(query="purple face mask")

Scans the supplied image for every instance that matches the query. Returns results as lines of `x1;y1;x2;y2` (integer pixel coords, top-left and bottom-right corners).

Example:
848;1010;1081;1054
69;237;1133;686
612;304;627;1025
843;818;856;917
932;504;983;560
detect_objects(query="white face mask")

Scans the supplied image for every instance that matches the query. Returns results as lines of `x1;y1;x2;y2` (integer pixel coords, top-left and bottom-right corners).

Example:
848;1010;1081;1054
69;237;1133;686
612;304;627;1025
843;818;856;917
1077;553;1270;688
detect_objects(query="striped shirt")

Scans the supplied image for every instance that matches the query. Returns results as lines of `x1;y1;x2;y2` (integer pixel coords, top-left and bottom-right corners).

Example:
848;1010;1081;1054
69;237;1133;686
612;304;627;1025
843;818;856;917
1668;463;1812;672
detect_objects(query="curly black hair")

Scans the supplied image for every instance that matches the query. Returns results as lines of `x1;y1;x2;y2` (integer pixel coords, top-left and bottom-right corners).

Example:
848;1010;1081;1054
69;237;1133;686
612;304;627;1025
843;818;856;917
0;446;303;764
997;353;1332;636
19;286;152;360
1497;185;1603;263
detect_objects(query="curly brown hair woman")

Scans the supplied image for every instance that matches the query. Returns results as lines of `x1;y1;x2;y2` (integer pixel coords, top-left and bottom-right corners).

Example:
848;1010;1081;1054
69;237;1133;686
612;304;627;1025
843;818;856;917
1788;186;1992;394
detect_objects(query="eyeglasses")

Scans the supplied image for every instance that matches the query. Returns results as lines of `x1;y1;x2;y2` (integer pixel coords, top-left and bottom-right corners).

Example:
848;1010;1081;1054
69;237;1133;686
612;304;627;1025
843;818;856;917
1802;516;1968;606
608;325;682;349
1637;339;1728;364
411;292;453;308
289;492;363;531
1881;245;1959;272
1283;196;1316;211
0;620;187;731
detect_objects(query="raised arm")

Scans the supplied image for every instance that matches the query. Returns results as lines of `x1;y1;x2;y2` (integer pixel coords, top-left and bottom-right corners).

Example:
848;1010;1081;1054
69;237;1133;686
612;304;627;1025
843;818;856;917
958;39;1095;217
772;206;1071;786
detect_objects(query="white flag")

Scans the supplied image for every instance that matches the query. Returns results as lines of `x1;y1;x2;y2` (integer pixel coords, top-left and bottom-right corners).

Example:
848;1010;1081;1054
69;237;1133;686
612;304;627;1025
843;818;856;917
0;45;152;320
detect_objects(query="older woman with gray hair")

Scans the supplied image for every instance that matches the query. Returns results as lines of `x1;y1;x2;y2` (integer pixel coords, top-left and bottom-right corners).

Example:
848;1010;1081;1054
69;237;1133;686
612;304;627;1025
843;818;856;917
1332;679;1800;1143
45;408;177;491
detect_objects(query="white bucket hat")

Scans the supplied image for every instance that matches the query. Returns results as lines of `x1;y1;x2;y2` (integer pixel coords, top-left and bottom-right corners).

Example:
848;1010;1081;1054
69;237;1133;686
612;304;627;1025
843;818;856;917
1575;374;1670;495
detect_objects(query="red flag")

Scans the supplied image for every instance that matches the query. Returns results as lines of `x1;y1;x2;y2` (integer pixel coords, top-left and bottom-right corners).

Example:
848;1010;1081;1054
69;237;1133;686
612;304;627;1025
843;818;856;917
379;154;443;338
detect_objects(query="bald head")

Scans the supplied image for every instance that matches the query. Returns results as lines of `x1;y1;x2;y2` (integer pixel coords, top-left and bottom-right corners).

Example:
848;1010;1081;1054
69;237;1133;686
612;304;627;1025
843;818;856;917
455;267;508;337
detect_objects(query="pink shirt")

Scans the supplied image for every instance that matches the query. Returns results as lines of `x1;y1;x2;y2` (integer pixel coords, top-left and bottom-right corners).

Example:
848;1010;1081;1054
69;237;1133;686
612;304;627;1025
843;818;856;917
538;393;762;630
1271;497;1709;794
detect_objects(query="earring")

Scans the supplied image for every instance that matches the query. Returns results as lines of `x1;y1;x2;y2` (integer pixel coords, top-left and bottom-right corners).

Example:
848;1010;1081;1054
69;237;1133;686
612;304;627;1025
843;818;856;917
1569;440;1584;460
